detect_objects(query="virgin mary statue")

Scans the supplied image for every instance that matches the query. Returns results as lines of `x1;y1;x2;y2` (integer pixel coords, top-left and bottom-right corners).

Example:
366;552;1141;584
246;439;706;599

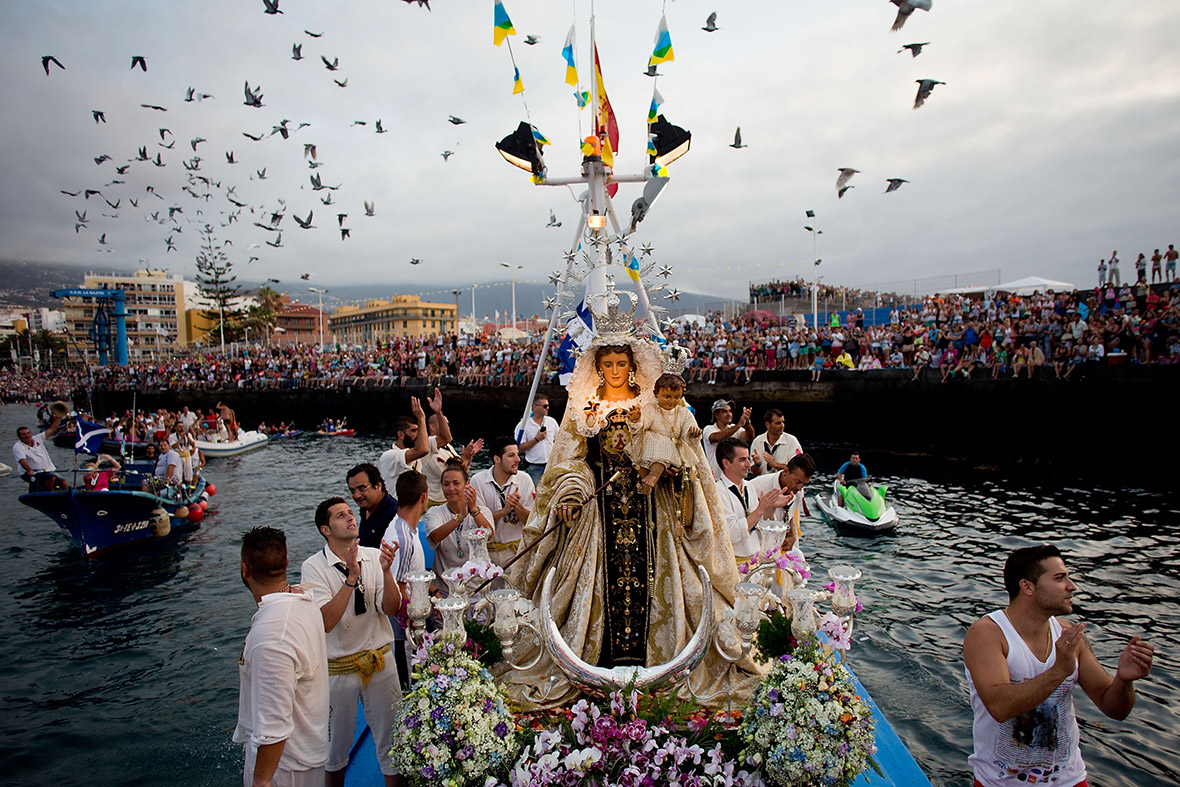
500;292;767;709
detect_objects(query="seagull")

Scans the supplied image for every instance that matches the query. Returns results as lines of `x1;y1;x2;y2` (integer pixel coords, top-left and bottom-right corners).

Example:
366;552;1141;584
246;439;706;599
165;236;176;252
190;137;206;151
244;81;264;108
352;120;367;126
340;228;350;240
271;120;290;139
321;55;339;71
248;256;260;263
524;35;541;45
256;168;268;180
375;119;386;134
98;233;108;245
363;201;375;216
130;56;147;72
546;210;562;228
836;168;860;191
300;273;310;280
409;258;422;265
85;189;102;199
885;178;909;193
293;211;314;229
337;213;348;226
890;0;932;32
838;185;855;199
104;197;121;209
447;115;466;125
141;103;167;111
75;210;88;222
899;42;929;57
304;143;317;160
729;127;747;149
243;131;264;141
291;43;303;60
643;64;662;78
305;30;323;37
268;233;284;248
702;12;719;32
226;151;237;164
333;78;348;88
320;193;334;205
441;150;454;161
92;110;106;124
184;87;195;102
263;0;282;14
62;189;81;197
94;154;111;165
115;165;130;174
913;79;944;109
41;55;65;75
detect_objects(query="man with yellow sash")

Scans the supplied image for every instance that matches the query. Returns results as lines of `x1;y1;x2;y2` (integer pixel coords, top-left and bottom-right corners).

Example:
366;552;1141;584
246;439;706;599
301;497;403;787
471;436;535;568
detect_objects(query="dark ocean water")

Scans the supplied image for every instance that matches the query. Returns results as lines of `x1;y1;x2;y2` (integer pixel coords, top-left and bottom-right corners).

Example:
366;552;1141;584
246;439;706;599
1;404;1177;787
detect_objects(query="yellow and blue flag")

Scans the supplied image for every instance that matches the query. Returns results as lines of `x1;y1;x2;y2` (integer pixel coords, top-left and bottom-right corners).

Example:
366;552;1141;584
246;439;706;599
646;132;657;157
512;66;524;94
647;88;664;124
494;0;516;46
561;25;578;86
531;127;550;146
626;253;641;282
649;15;674;66
575;90;590;109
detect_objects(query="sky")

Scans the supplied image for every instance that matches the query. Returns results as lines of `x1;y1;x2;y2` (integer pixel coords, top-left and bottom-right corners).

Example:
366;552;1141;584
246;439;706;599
1;0;1178;309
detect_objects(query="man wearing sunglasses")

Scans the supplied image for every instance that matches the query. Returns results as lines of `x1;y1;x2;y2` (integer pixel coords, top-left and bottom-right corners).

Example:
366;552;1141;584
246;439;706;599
301;498;403;787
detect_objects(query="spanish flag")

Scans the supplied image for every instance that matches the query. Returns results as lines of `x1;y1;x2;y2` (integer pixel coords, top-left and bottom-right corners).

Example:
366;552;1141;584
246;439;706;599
561;25;578;86
649;15;674;66
493;0;515;47
593;43;619;197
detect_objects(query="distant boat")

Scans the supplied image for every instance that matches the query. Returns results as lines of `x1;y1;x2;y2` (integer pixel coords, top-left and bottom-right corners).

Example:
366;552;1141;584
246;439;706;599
270;429;305;440
100;437;156;459
315;428;354;437
0;462;11;477
195;430;270;458
20;474;211;557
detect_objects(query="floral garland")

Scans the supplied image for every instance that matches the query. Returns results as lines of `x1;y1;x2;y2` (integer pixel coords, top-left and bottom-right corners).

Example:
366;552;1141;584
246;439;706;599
739;636;880;787
391;638;519;787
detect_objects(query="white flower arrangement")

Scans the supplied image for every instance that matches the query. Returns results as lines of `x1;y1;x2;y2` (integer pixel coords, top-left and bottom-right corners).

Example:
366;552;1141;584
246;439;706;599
391;638;519;787
739;637;880;787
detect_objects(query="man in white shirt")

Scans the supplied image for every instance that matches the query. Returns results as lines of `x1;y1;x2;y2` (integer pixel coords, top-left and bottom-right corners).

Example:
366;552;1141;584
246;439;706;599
235;526;329;787
377;389;451;490
380;470;428;690
143;437;181;490
471;436;535;567
713;437;789;564
747;453;816;593
702;399;755;479
301;498;404;787
750;407;803;477
13;414;65;491
515;394;559;484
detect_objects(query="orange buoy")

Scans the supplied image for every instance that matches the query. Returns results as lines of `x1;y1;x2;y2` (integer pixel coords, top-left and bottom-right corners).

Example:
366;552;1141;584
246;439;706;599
187;506;204;523
205;483;217;497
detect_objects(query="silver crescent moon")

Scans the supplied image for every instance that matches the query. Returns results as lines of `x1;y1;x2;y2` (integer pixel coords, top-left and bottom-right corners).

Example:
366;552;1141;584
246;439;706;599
539;564;714;696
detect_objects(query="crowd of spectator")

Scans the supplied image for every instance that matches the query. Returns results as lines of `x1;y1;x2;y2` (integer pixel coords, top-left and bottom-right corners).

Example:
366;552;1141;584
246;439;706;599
749;277;897;309
3;280;1178;399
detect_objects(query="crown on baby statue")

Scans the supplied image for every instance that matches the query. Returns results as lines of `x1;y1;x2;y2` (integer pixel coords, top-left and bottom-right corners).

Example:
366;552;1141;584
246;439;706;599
661;342;690;375
588;282;637;339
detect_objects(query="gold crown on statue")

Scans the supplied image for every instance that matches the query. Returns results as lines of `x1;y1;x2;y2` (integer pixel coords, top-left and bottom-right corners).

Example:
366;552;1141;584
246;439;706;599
661;342;690;375
589;282;637;339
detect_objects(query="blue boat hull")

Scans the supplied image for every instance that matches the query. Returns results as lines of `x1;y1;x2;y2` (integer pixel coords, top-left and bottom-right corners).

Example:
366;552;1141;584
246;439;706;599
20;477;208;557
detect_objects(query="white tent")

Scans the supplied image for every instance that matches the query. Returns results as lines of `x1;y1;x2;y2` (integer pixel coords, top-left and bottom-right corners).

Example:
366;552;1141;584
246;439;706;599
945;275;1075;296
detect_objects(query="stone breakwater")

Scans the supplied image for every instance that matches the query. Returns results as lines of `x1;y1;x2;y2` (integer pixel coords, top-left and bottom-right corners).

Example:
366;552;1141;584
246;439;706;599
86;364;1180;473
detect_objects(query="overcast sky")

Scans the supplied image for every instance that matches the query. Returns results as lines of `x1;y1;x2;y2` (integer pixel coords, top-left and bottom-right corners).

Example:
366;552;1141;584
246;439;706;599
2;0;1178;306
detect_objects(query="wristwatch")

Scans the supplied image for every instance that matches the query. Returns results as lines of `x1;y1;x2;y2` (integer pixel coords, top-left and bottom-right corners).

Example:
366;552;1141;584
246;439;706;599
343;578;358;588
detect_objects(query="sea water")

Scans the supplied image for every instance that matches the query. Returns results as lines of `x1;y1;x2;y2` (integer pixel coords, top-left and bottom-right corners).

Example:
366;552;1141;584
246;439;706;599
0;404;1176;787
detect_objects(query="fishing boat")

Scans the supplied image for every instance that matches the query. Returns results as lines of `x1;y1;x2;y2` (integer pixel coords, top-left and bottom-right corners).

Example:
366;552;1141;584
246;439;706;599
813;480;900;533
194;429;270;458
0;462;11;476
100;437;156;458
19;473;213;557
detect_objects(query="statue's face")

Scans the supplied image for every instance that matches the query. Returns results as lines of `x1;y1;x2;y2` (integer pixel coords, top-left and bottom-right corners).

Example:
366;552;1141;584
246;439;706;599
597;350;632;390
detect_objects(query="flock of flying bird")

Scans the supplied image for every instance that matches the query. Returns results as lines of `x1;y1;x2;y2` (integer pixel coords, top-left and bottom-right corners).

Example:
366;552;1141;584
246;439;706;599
40;0;943;280
41;0;441;276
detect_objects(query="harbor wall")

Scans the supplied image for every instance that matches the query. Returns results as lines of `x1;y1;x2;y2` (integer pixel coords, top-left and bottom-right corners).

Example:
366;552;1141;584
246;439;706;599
86;364;1179;472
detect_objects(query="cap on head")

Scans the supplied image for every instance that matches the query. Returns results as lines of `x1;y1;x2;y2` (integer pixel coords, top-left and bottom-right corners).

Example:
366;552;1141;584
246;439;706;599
711;399;733;412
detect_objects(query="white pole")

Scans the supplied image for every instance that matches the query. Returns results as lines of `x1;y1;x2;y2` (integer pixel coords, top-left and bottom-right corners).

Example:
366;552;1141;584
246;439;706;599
471;284;477;323
511;274;517;339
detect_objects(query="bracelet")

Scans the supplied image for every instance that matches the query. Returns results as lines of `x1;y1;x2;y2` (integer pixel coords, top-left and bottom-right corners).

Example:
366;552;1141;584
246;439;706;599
343;579;358;588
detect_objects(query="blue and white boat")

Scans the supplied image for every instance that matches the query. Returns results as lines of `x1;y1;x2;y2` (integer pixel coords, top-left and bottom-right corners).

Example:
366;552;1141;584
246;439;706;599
19;473;209;557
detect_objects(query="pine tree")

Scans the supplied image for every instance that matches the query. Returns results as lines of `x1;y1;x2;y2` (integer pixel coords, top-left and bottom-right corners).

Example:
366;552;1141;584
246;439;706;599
194;224;241;350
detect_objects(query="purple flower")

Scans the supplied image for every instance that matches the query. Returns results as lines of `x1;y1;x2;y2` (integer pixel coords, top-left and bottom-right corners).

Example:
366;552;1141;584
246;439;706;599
494;721;509;739
405;714;419;729
484;698;494;712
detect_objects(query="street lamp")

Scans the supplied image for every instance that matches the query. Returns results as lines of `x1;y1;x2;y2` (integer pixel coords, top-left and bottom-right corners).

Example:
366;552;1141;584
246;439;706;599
500;263;523;341
451;289;462;334
804;223;823;328
307;287;328;351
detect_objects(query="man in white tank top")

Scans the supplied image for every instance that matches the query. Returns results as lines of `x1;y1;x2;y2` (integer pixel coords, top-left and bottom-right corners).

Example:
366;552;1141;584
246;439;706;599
963;544;1154;787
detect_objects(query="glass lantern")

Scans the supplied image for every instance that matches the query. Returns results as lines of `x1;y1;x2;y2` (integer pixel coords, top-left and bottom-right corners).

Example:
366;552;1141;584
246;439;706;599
828;565;862;617
754;519;789;557
434;596;469;641
785;588;819;640
733;582;766;635
404;569;435;624
464;527;492;565
490;587;522;644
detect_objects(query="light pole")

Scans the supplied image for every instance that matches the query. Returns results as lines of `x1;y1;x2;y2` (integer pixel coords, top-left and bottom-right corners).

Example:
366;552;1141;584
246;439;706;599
804;224;823;328
244;325;251;348
307;287;328;351
500;263;523;341
451;289;462;334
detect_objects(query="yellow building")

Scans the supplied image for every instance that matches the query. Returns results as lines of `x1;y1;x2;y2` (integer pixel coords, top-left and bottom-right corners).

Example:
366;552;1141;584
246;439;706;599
62;269;188;361
329;294;457;344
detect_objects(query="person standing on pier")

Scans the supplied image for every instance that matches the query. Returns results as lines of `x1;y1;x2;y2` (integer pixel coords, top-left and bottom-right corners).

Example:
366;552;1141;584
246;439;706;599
1108;252;1121;286
235;526;329;787
301;499;404;787
472;436;535;567
1097;258;1107;288
963;544;1154;787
